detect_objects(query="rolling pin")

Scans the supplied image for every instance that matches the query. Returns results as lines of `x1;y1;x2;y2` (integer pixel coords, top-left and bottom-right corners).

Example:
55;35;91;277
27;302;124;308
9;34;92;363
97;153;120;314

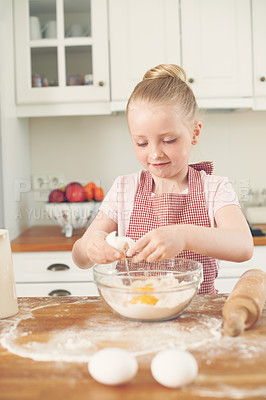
222;269;266;337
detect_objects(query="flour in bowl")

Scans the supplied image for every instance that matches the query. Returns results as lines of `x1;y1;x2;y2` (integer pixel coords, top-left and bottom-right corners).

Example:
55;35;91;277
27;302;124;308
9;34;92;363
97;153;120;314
100;276;198;320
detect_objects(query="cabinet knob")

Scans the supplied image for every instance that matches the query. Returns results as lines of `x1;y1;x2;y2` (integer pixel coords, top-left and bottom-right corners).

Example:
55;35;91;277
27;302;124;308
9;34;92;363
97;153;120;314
48;289;71;297
47;263;70;271
260;76;266;82
98;81;104;87
188;78;194;84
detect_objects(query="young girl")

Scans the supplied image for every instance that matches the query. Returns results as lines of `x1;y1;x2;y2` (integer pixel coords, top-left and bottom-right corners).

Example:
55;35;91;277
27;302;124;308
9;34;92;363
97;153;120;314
72;64;253;294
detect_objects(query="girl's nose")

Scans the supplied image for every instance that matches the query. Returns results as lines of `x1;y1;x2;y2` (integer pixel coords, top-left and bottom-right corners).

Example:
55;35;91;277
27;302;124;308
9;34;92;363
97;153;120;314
150;146;163;160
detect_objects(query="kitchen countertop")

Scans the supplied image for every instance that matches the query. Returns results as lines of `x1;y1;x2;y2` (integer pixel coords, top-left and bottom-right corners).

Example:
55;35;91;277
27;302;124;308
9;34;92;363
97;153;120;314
11;224;266;252
252;224;266;245
0;295;266;400
11;225;86;252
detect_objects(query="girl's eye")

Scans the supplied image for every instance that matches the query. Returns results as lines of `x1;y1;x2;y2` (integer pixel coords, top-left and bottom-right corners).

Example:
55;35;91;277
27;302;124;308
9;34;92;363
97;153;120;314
163;138;177;144
136;142;148;147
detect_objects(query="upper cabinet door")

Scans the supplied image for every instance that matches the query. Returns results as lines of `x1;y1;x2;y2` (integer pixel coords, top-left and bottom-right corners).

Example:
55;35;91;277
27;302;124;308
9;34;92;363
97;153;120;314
181;0;253;99
14;0;110;105
252;0;266;100
109;0;181;102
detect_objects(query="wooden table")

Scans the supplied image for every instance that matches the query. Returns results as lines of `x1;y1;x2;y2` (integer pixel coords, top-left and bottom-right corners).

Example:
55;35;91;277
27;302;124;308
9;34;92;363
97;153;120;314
0;295;266;400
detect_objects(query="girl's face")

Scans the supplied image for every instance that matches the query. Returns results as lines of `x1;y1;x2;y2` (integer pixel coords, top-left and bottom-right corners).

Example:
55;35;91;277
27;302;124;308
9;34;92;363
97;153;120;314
127;102;201;181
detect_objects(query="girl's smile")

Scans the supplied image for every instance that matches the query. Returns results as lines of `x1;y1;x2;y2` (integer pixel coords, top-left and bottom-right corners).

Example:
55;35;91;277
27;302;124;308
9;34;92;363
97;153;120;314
150;162;170;167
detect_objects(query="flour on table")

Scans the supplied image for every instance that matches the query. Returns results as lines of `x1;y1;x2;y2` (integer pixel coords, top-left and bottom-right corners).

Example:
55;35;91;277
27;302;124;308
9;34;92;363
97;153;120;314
191;385;266;399
0;298;221;363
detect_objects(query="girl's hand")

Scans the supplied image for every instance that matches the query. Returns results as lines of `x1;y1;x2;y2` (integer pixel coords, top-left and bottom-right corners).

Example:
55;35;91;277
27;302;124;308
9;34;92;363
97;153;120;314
126;225;187;262
83;231;123;264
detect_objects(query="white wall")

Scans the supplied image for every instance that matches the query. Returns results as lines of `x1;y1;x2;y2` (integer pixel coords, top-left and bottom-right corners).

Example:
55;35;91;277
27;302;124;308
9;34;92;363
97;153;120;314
29;109;266;225
0;0;32;239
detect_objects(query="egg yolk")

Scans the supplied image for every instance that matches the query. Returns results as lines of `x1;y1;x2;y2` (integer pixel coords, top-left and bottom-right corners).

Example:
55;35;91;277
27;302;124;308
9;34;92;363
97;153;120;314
131;295;158;306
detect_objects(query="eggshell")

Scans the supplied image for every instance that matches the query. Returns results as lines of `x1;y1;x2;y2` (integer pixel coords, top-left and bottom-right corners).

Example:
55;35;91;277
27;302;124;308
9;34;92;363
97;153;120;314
88;347;138;385
106;231;135;253
150;349;198;388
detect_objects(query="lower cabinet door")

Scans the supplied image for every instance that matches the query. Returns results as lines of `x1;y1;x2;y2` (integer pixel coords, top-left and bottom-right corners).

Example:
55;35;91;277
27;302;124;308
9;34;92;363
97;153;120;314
16;282;99;297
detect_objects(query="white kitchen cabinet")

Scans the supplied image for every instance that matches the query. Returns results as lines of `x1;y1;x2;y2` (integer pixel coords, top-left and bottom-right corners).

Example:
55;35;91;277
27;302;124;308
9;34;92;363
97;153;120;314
180;0;253;107
13;0;110;116
12;0;263;116
16;282;98;297
109;0;254;111
109;0;181;109
252;0;266;109
216;246;266;293
13;251;98;297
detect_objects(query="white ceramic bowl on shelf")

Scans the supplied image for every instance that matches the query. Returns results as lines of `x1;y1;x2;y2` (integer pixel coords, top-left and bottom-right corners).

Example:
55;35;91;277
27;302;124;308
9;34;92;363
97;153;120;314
45;202;101;237
93;258;203;322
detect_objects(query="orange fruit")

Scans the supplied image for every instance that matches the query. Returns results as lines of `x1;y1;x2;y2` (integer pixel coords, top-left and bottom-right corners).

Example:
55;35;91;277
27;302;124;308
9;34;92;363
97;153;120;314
84;182;97;201
84;186;94;201
131;295;158;306
85;182;97;190
94;186;104;201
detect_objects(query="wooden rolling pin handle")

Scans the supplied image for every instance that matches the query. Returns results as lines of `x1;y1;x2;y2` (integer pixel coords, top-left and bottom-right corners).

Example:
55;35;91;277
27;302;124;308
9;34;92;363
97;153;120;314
224;307;249;337
222;269;266;337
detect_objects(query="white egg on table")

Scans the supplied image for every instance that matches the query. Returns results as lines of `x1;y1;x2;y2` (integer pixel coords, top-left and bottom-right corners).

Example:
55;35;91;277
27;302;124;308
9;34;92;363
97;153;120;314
150;349;198;388
106;231;135;253
88;347;138;385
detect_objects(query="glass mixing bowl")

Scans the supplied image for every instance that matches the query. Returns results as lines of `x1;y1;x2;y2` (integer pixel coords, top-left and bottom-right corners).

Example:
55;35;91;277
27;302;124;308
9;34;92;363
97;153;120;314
93;258;203;322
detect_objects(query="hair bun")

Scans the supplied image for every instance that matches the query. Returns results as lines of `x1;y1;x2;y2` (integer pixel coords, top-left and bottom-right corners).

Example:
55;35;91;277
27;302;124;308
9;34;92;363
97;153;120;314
143;64;186;83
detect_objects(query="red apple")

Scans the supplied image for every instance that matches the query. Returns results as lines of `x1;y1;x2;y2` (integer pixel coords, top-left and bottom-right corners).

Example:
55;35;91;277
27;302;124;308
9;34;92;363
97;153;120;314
65;182;86;202
48;189;65;203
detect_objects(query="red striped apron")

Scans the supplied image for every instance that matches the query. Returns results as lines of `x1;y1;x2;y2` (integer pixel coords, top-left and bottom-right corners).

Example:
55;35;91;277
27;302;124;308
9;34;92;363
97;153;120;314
126;162;218;294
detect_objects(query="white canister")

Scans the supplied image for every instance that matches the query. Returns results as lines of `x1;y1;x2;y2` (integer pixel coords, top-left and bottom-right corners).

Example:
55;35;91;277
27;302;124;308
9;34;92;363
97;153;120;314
30;16;42;40
44;20;57;38
0;229;18;319
68;24;83;37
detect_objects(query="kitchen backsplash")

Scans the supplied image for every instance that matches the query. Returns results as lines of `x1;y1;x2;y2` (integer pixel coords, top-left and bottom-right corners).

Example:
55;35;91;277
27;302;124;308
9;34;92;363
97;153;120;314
29;109;266;225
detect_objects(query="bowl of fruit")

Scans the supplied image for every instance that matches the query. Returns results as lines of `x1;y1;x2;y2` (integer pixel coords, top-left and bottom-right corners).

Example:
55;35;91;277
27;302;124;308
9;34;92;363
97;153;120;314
45;181;104;237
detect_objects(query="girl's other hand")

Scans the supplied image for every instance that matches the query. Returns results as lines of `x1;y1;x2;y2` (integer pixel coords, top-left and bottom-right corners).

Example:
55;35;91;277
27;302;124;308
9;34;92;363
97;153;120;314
83;231;123;264
126;225;186;263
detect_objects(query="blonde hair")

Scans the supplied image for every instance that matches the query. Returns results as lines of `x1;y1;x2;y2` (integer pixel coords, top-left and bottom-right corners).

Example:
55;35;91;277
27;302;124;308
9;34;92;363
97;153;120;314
127;64;198;125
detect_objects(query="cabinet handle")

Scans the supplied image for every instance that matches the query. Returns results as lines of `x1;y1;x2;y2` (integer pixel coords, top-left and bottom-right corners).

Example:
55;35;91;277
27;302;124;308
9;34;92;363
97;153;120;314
47;263;70;271
98;81;104;86
260;76;266;82
48;289;71;297
188;78;194;84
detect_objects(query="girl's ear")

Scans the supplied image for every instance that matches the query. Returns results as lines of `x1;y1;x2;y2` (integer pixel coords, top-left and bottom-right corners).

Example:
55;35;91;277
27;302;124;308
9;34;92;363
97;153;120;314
191;121;202;145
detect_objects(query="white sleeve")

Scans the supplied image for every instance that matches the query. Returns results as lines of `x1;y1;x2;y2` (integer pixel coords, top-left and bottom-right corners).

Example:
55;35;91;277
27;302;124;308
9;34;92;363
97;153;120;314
202;173;240;227
99;172;141;235
99;176;120;223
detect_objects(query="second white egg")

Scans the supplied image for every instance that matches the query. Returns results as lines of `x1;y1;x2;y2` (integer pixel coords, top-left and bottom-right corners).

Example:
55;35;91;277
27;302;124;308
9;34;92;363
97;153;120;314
150;349;198;388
